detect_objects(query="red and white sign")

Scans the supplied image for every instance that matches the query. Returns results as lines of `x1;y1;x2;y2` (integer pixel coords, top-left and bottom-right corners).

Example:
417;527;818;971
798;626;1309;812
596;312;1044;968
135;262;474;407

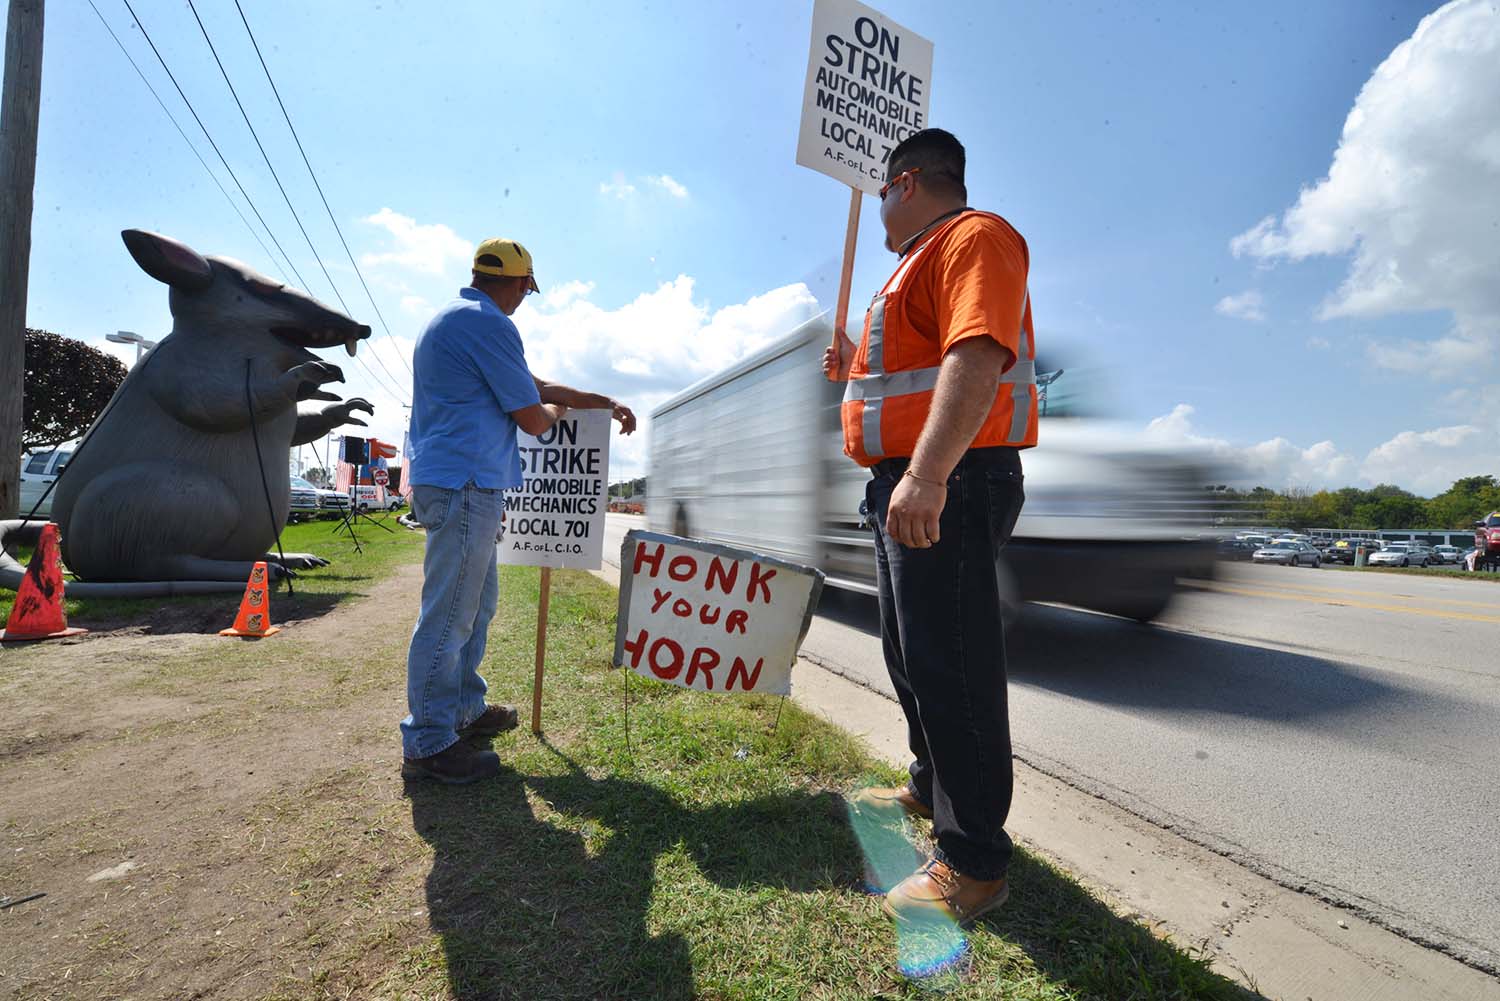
371;468;389;487
613;531;825;696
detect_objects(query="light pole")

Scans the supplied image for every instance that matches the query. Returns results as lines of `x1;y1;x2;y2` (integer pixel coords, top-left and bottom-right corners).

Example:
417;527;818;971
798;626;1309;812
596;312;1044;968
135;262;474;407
106;330;157;366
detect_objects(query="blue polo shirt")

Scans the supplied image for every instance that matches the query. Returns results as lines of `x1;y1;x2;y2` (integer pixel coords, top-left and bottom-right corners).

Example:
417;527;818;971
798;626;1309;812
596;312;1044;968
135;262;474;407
407;287;542;490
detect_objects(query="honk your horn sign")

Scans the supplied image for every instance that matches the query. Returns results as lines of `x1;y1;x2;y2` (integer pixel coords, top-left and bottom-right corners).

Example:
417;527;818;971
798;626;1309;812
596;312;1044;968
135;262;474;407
613;532;825;696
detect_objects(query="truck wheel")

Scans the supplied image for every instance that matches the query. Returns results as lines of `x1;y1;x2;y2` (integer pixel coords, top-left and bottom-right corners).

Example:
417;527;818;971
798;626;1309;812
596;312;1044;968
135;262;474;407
1095;573;1175;623
1313;556;1321;568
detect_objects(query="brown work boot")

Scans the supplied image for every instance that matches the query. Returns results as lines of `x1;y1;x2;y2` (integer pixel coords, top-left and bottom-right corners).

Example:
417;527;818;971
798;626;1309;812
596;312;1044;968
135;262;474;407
401;741;501;785
457;704;520;738
849;785;934;820
883;858;1009;926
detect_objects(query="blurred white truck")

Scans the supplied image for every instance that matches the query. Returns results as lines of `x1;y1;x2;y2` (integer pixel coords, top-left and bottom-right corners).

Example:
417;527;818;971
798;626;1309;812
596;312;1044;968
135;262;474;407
647;315;1215;622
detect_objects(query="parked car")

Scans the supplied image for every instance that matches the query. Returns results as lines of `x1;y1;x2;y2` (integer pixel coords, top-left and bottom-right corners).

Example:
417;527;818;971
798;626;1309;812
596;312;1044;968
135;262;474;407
1325;538;1378;565
316;487;351;517
287;476;322;520
1368;542;1433;568
1252;541;1321;567
1431;544;1463;565
1216;538;1257;561
16;446;77;519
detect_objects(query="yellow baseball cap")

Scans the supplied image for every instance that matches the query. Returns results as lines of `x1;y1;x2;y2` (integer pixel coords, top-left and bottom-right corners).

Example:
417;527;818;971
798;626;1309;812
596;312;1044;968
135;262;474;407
472;238;540;292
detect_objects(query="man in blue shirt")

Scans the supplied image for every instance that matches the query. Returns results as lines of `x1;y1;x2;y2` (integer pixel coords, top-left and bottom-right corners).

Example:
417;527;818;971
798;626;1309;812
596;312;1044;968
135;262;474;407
401;238;636;784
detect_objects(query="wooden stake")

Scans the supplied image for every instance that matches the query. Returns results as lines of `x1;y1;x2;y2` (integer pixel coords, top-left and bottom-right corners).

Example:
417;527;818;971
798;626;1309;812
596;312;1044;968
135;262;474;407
830;184;863;362
0;0;46;518
531;566;551;735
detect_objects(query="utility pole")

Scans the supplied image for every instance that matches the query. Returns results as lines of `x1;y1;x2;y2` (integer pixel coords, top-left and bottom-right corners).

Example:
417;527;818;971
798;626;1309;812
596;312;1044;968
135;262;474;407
0;0;45;518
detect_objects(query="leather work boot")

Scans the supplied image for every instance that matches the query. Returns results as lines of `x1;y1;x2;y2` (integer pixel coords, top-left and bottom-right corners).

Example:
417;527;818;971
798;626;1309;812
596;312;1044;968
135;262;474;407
883;858;1009;927
401;742;501;785
849;785;934;820
457;704;520;738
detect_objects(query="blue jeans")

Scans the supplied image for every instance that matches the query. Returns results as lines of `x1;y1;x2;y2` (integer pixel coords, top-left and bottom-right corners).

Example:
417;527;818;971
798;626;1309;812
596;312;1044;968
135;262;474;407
401;483;504;759
866;447;1026;881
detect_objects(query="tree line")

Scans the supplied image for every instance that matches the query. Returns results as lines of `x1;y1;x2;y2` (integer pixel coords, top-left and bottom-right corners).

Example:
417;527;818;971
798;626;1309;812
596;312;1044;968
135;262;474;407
1208;477;1500;531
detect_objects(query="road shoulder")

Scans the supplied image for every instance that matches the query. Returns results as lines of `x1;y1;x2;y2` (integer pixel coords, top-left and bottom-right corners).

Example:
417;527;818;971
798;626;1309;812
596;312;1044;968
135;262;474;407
790;658;1500;1001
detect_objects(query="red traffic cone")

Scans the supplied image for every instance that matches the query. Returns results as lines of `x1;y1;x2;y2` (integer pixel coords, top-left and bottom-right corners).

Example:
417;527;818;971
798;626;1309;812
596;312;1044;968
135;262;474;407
1;523;88;643
219;561;281;638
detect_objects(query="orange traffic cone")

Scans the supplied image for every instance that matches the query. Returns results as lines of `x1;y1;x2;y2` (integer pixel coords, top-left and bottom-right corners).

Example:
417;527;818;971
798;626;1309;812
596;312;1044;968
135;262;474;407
1;523;87;643
218;561;281;638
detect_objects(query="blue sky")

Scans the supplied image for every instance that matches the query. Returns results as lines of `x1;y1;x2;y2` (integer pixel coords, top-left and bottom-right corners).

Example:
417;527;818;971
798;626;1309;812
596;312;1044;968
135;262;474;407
26;1;1499;492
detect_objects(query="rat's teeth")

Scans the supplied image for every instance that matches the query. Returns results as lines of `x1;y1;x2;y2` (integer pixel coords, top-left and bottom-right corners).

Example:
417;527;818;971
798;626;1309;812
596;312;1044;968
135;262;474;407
344;336;358;357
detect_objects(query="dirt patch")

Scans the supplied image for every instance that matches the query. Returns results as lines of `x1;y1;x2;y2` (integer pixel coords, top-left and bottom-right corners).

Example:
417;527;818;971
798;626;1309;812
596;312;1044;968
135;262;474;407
0;562;430;1001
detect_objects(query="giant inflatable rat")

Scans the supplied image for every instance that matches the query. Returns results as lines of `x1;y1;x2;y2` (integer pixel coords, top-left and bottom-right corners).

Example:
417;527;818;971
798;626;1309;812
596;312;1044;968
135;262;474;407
40;229;380;586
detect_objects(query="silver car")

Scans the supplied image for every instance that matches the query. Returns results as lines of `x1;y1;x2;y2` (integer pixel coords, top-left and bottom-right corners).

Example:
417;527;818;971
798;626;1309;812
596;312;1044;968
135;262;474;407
1367;542;1433;568
1252;541;1322;567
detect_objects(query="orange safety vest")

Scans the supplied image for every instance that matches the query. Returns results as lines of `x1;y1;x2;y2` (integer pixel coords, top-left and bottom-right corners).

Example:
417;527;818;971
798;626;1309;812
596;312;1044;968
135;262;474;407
840;210;1038;467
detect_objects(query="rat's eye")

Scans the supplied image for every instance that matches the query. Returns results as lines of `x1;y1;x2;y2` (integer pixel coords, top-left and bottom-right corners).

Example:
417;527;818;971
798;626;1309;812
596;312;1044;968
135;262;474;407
245;277;284;297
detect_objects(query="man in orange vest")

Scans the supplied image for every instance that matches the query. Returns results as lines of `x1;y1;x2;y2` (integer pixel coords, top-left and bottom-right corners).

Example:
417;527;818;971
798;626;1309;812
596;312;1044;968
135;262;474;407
825;128;1037;926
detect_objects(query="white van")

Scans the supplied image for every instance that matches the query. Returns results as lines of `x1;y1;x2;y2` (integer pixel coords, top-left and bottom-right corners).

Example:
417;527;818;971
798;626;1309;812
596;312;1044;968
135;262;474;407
17;446;75;518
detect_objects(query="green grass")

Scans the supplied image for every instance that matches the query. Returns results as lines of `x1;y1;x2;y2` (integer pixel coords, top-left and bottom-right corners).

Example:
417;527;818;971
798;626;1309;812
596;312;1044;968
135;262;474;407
3;536;1257;998
0;516;424;629
258;567;1255;1001
1321;563;1500;583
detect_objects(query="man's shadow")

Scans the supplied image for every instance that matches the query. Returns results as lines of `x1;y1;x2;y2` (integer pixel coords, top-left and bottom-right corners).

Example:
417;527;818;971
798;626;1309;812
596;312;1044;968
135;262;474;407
406;744;865;1000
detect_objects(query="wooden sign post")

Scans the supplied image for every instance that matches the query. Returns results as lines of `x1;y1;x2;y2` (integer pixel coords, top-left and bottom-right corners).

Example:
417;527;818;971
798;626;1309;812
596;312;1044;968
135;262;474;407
833;186;862;355
532;566;551;735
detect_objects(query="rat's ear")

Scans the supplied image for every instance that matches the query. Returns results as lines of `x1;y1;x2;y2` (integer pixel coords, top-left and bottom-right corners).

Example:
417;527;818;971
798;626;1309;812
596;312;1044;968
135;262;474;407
121;230;213;291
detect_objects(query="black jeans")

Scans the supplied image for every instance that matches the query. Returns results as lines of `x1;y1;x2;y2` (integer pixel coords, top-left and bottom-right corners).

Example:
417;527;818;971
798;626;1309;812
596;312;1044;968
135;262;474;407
865;447;1025;880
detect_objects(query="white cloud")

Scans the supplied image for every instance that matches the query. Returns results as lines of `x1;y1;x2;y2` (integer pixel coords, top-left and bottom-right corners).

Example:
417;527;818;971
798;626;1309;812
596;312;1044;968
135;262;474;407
399;294;433;317
339;209;818;481
1358;425;1487;494
543;280;595;310
1307;336;1332;350
1146;404;1499;495
599;174;637;200
600;173;690;201
1145;404;1357;488
1230;0;1500;376
646;174;689;199
1214;290;1266;322
359;208;471;276
516;277;821;479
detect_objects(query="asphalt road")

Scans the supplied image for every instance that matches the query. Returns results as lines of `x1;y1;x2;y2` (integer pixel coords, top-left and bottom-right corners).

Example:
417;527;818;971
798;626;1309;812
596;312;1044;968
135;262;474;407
602;514;1500;974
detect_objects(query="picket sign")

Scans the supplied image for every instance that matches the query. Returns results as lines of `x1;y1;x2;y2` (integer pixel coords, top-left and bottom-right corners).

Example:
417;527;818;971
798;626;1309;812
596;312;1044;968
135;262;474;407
795;0;934;356
499;410;612;734
613;531;824;701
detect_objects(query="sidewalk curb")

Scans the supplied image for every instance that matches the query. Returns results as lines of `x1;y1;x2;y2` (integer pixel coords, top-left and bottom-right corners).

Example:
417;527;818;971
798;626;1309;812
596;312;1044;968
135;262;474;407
593;557;1499;1001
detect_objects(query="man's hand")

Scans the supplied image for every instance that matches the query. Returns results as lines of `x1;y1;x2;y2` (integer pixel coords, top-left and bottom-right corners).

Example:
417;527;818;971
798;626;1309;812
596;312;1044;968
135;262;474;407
610;401;637;435
823;330;857;382
885;473;947;549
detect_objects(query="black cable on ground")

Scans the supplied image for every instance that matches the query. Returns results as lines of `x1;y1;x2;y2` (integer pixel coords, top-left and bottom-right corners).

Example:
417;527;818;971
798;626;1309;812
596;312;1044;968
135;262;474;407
245;361;294;596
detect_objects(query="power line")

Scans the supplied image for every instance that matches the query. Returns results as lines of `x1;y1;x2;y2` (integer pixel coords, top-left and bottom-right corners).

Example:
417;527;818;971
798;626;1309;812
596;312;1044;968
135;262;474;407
85;0;289;283
183;0;412;405
116;0;308;291
112;0;408;408
231;0;413;379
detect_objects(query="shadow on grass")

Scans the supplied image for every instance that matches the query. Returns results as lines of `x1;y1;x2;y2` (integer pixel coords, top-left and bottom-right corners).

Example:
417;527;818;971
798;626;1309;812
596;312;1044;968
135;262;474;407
408;746;1260;1000
407;748;862;1000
